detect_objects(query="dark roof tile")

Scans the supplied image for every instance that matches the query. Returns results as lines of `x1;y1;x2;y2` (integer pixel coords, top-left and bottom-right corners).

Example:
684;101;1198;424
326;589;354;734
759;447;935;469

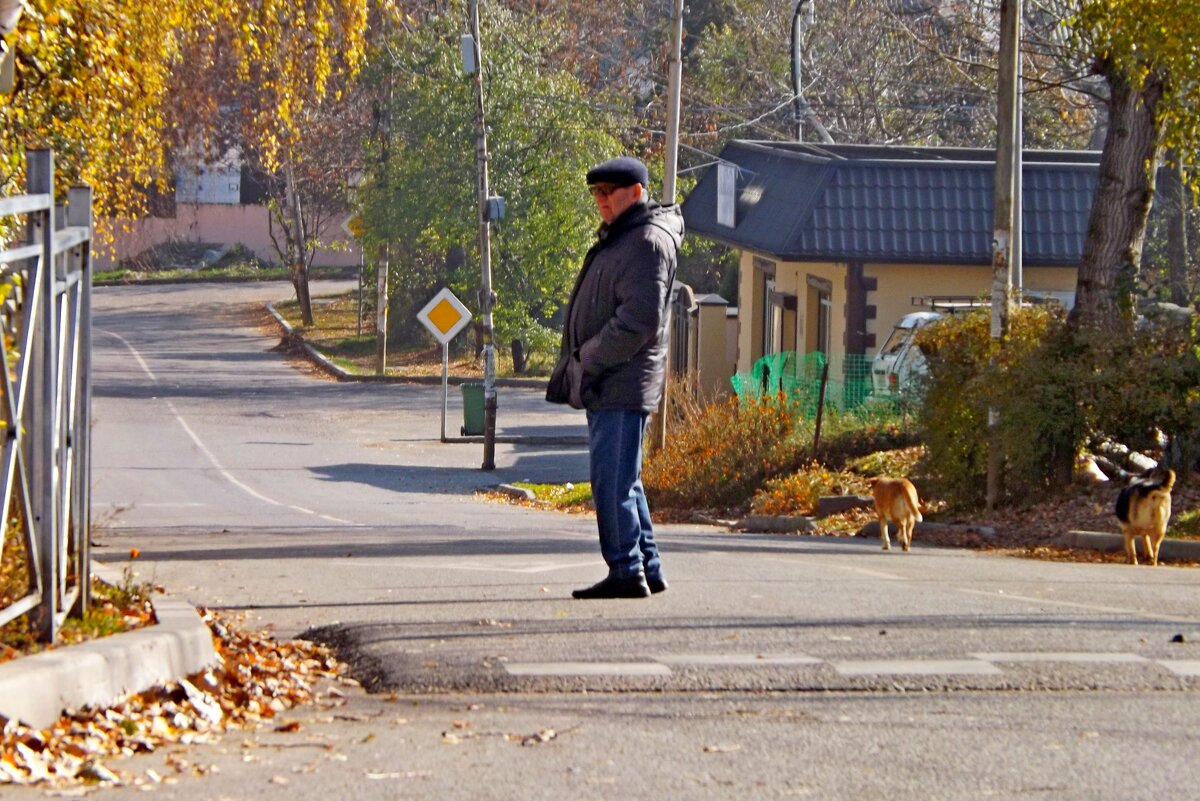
681;140;1101;266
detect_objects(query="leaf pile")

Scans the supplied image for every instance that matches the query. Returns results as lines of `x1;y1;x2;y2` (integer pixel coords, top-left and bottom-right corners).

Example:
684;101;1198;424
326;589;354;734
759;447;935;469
0;608;350;787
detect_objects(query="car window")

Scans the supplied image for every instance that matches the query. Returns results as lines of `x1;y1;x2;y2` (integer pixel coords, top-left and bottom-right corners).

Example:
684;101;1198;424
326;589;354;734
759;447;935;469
879;327;909;356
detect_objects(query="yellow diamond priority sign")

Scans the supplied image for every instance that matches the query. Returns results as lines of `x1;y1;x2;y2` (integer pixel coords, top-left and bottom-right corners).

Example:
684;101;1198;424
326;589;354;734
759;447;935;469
417;287;472;344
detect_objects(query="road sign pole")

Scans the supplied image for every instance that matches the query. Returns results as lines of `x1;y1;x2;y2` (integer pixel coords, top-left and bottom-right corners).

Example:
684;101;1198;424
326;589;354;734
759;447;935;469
416;287;474;443
440;342;449;442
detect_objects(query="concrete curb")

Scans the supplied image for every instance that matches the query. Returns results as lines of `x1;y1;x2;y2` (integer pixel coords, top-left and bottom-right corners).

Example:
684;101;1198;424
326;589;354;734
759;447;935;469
735;514;817;533
0;571;218;729
264;303;549;389
1056;530;1200;560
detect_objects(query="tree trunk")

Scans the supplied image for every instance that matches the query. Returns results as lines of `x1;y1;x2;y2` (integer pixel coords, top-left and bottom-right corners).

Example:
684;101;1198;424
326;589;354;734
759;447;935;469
1164;151;1189;306
285;160;314;326
293;265;313;327
1069;69;1165;332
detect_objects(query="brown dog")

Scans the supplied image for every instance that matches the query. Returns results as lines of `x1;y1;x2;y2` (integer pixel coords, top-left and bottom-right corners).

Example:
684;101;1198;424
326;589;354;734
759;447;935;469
1114;468;1175;565
871;477;922;552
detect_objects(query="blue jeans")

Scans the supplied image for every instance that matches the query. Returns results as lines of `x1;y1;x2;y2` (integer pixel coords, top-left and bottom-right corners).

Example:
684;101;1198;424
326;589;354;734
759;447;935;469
586;409;663;581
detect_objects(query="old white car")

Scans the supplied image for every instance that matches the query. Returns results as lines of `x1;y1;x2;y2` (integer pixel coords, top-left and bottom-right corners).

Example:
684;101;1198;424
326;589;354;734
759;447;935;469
871;311;941;399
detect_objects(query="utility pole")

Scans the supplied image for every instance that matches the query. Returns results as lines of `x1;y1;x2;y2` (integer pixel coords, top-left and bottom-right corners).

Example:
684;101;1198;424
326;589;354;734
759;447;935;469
375;244;388;373
1012;49;1024;297
986;0;1020;510
468;0;497;470
650;0;685;454
375;53;394;375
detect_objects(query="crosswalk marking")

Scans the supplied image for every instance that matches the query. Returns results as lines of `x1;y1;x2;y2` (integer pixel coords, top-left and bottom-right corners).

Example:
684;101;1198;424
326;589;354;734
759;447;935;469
1158;660;1200;677
970;652;1149;664
505;662;671;677
833;659;1003;676
653;653;821;666
498;652;1200;680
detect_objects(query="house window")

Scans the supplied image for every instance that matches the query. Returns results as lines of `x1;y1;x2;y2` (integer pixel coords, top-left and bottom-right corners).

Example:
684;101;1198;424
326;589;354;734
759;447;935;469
764;278;782;356
817;292;832;355
806;274;833;356
764;278;798;357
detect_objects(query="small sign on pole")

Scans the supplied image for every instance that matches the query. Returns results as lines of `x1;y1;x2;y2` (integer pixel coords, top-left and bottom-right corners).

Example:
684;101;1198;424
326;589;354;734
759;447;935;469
417;288;473;441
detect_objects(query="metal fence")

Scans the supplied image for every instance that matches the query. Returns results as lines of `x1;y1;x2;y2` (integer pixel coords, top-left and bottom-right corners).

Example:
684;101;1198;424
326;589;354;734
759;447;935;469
0;149;93;641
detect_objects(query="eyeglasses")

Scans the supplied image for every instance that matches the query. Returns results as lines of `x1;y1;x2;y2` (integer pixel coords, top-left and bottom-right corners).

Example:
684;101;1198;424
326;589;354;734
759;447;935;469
588;184;624;198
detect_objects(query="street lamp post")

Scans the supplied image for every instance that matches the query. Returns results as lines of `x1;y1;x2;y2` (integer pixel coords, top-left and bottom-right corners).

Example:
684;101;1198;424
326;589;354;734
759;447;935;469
790;1;833;144
791;0;814;141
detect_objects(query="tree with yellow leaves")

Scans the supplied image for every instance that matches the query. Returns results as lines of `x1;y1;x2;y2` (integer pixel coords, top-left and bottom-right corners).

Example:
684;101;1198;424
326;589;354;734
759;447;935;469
1;0;373;323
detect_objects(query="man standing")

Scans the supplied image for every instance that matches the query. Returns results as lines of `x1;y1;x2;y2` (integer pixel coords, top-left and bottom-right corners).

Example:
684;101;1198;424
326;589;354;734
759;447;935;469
547;156;684;599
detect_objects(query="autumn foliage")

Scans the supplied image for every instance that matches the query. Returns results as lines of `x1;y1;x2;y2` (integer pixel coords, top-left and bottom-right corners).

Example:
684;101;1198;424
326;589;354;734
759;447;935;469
0;609;348;787
644;392;805;511
749;462;869;517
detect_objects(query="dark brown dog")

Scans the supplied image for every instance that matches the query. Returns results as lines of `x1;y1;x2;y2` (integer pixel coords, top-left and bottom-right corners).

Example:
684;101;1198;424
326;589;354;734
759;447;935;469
1114;468;1175;566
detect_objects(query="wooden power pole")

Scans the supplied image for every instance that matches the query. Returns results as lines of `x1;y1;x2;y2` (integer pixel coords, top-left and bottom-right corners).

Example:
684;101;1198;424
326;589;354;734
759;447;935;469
987;0;1021;509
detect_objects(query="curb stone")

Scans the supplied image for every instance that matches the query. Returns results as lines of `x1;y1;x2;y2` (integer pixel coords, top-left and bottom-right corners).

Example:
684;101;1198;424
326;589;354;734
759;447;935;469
736;514;817;533
854;521;997;540
0;567;218;729
1056;530;1200;560
496;483;537;502
264;303;548;389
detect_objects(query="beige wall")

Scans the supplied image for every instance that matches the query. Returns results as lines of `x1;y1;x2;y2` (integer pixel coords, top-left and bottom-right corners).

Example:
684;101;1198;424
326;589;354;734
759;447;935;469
736;251;760;371
866;263;1077;349
691;301;736;400
734;252;845;372
736;249;1079;371
96;204;361;270
796;261;842;354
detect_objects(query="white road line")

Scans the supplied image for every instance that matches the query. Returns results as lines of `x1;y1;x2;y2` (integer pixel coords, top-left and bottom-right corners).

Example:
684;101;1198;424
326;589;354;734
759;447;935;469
505;662;672;677
952;587;1200;624
99;327;359;527
653;653;821;666
381;559;599;574
165;398;287;509
834;659;1003;676
760;555;907;580
101;329;157;381
970;652;1149;664
1158;660;1200;677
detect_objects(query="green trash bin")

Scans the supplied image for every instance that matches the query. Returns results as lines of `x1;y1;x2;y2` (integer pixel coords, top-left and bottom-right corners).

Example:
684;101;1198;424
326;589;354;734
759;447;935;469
461;382;485;436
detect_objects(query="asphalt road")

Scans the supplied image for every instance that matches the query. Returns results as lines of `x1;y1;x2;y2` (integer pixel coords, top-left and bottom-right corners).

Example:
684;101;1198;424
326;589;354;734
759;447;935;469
78;281;1200;801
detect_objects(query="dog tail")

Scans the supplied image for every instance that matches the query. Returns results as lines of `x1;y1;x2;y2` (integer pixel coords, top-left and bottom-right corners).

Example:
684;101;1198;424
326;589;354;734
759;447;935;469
1115;467;1175;522
1161;468;1177;492
1115;484;1134;523
904;480;923;522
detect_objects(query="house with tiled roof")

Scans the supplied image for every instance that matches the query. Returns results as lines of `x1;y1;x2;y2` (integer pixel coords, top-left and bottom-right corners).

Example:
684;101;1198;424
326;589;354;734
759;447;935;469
680;140;1098;374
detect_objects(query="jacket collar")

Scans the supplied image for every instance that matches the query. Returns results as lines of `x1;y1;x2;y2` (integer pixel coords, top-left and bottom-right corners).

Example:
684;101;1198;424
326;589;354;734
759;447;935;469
596;199;653;242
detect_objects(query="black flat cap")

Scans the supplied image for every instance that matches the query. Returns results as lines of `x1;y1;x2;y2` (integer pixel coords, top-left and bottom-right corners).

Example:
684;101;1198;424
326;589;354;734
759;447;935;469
586;156;649;188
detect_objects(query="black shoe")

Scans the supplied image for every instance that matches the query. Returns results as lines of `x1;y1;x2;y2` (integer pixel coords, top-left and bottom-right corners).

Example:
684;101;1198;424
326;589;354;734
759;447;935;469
646;576;669;594
572;573;651;599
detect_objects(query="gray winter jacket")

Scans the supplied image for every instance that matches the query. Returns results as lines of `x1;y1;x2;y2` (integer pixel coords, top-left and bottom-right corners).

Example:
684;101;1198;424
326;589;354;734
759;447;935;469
546;200;684;413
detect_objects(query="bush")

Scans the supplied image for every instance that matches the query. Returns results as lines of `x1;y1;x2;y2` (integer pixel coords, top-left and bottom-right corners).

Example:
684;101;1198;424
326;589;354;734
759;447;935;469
916;303;1200;507
645;392;806;510
916;306;1086;506
817;412;919;467
846;446;925;478
750;462;869;516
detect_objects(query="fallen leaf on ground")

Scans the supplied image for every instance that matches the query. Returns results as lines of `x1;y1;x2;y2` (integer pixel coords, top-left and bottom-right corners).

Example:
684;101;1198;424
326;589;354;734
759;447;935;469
0;609;347;788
